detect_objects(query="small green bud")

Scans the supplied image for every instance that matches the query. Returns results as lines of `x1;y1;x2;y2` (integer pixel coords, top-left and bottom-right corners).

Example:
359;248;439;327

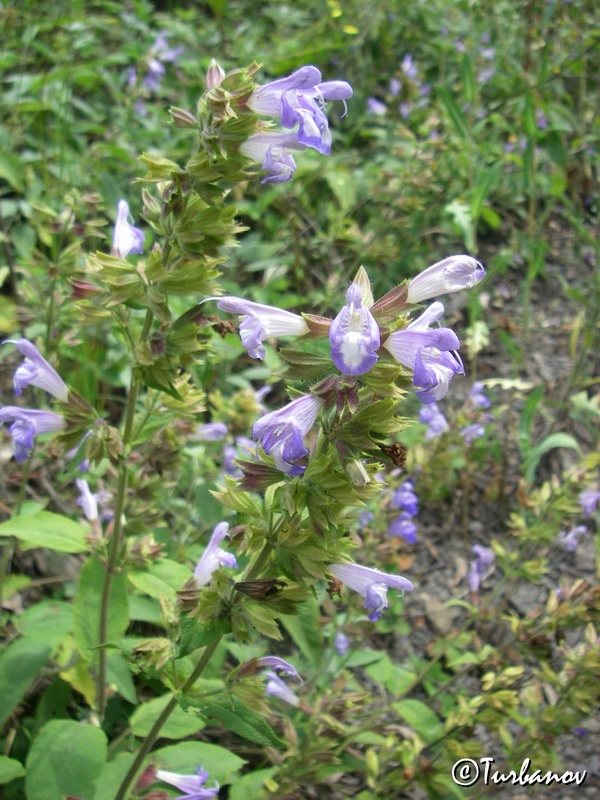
169;106;197;129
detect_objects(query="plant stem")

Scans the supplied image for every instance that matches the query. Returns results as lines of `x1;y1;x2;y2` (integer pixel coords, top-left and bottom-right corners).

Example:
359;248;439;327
97;309;153;720
114;540;275;799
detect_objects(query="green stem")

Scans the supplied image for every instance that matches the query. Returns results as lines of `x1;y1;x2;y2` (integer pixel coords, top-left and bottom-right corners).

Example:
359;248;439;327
114;540;275;799
97;310;153;720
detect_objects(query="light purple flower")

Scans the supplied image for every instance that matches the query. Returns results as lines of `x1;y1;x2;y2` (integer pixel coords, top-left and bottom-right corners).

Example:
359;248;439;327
143;58;165;92
460;423;485;443
217;295;308;360
330;563;414;622
401;54;418;80
253;394;322;476
0;407;65;462
579;490;600;518
406;256;485;304
334;631;349;656
263;670;300;706
193;522;238;587
469;381;490;409
329;284;380;376
391;480;419;516
192;422;229;442
477;67;495;84
467;545;495;592
366;97;387;116
5;339;68;401
383;302;464;403
536;109;548;130
387;513;418;544
399;101;411;119
357;510;374;530
126;66;137;89
557;525;587;553
257;656;302;682
389;77;401;97
206;59;225;90
155;764;219;799
247;65;352;155
152;31;183;64
418;402;448;439
223;443;241;476
112;199;145;259
76;478;98;521
240;131;308;184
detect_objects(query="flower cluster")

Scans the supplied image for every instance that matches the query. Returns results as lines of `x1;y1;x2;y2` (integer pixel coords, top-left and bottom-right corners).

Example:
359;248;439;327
0;340;68;462
240;65;353;183
387;478;419;544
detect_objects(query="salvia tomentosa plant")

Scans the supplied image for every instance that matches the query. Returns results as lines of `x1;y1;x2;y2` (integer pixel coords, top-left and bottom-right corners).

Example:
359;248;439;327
0;59;486;797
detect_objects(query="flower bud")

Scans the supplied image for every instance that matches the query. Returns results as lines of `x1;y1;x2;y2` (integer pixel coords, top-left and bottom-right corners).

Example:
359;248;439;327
206;59;225;90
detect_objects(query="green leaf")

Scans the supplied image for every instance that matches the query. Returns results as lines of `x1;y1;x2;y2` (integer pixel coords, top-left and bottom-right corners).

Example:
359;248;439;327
229;768;277;800
131;694;206;739
392;699;444;744
279;599;322;667
519;385;544;452
1;574;32;599
0;755;25;784
0;637;52;729
74;558;129;664
151;742;246;785
200;697;283;747
524;432;581;484
438;87;471;141
107;651;138;705
0;512;89;553
471;164;501;222
92;753;135;800
178;615;231;658
17;600;73;647
25;720;107;800
129;559;192;600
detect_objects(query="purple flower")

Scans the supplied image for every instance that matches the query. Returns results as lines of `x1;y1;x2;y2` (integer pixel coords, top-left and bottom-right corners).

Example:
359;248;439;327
192;422;228;442
0;407;64;462
334;631;349;656
401;54;418;80
155;764;219;799
257;656;302;682
5;339;69;401
263;670;300;706
111;200;145;259
398;101;411;119
330;563;414;622
469;381;490;409
391;480;419;516
467;544;495;592
557;525;587;553
126;66;137;89
240;131;308;184
389;77;401;97
223;443;242;476
151;31;183;64
536;109;548;130
143;58;165;92
387;513;418;544
247;65;353;155
193;522;238;587
579;490;600;518
406;256;485;304
217;296;308;359
460;423;485;442
418;402;448;439
357;510;374;530
76;478;98;521
383;302;464;403
329;284;380;376
253;394;322;476
366;97;387;116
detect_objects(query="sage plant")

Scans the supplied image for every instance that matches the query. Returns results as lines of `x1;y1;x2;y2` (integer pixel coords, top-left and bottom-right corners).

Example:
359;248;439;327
0;59;485;797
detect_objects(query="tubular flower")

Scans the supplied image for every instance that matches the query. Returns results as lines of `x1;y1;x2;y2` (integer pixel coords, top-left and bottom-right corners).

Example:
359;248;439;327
217;296;308;359
191;422;229;442
469;381;491;409
247;65;353;155
334;631;350;656
6;339;68;401
240;131;308;184
193;522;238;587
257;656;303;682
460;422;486;443
406;256;485;304
76;478;99;521
0;407;65;462
557;525;587;553
329;284;380;375
387;513;418;544
330;563;414;622
467;544;495;592
155;764;219;799
263;670;300;707
252;394;322;476
111;199;145;259
383;302;464;403
391;479;419;516
579;490;600;518
418;402;448;439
